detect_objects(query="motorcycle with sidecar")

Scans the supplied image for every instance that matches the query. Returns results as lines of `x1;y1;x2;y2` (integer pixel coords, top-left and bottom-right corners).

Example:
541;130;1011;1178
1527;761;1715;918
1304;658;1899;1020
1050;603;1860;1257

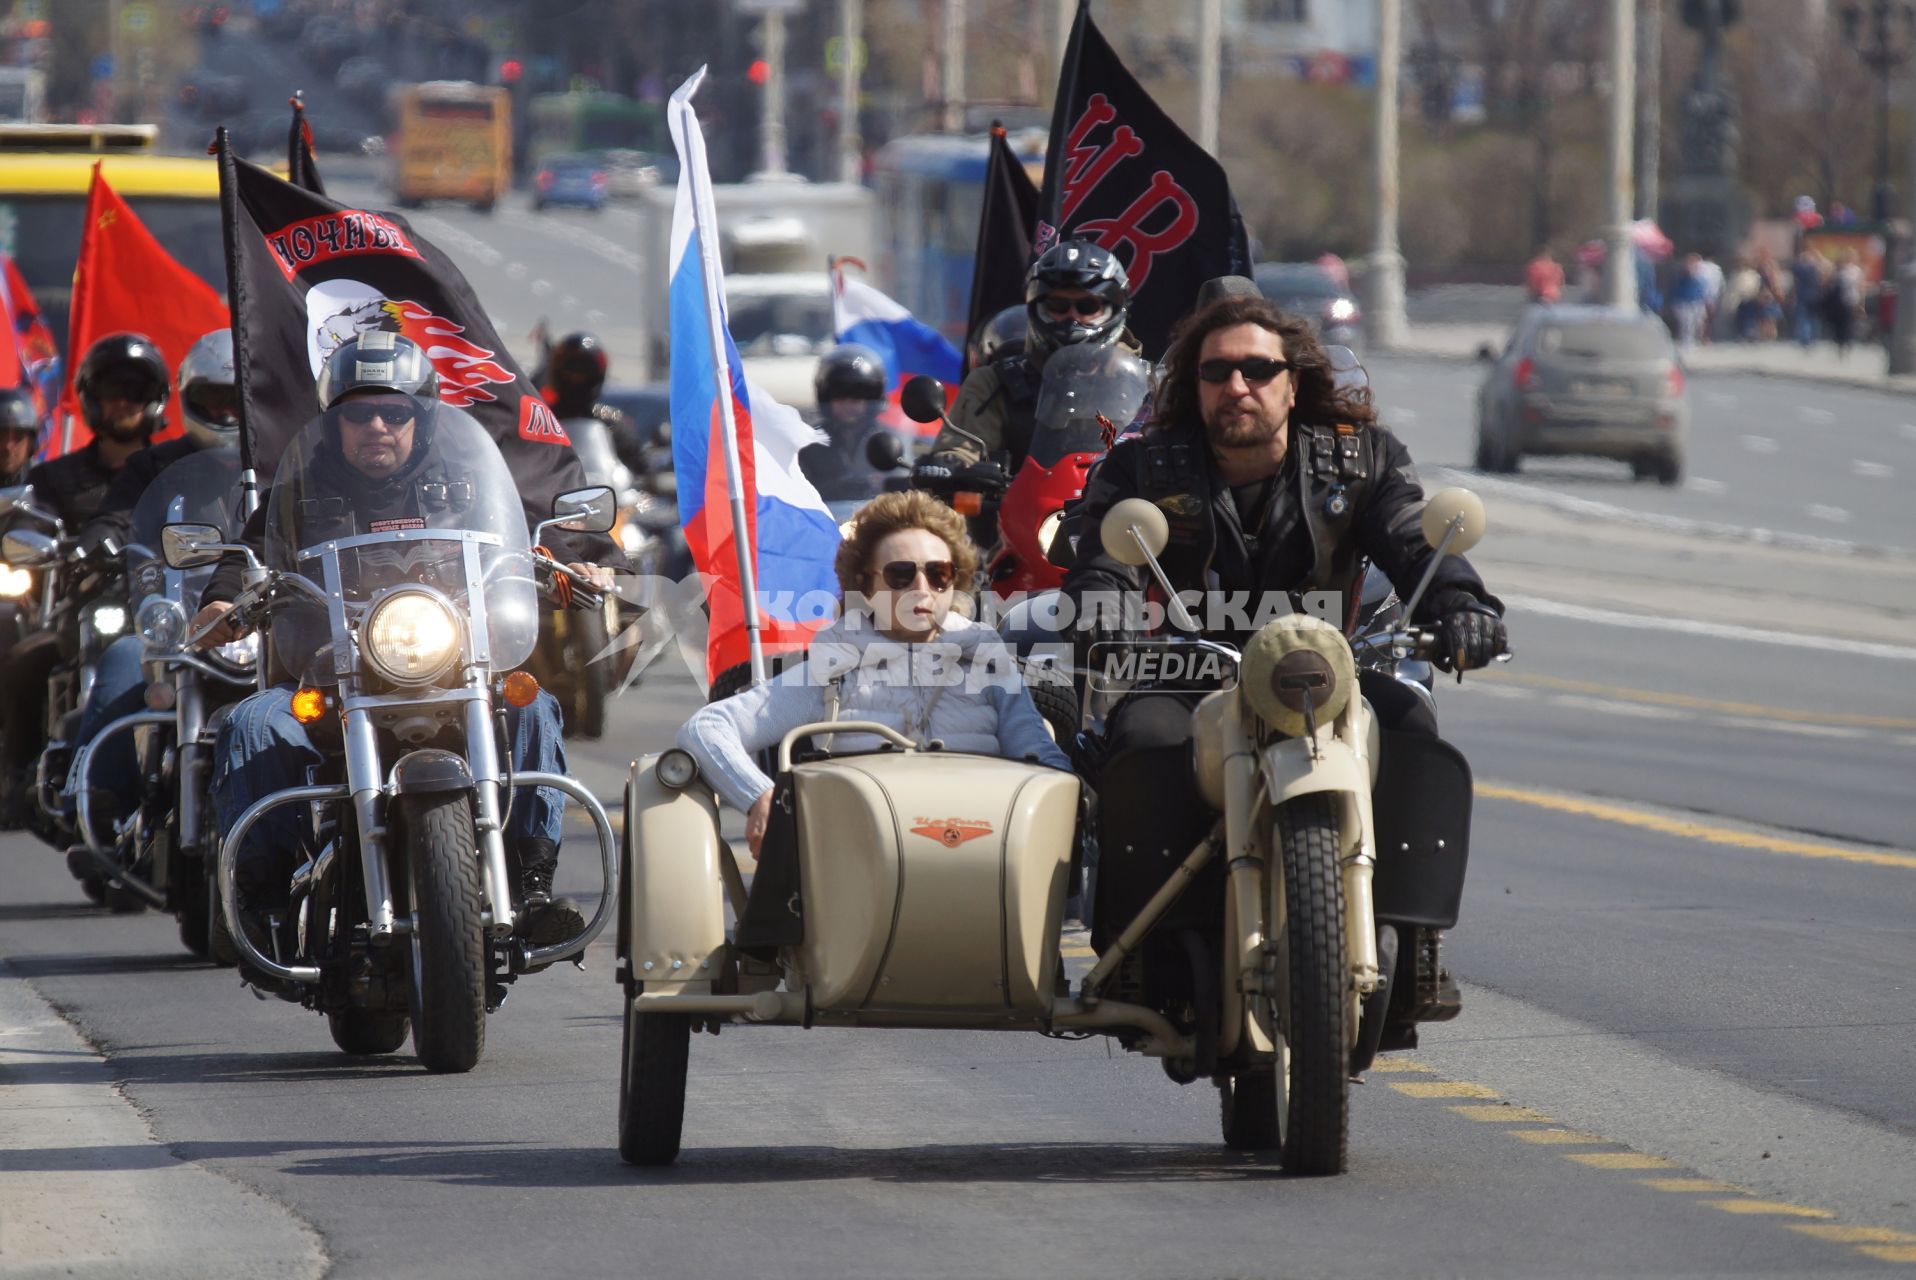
613;486;1492;1172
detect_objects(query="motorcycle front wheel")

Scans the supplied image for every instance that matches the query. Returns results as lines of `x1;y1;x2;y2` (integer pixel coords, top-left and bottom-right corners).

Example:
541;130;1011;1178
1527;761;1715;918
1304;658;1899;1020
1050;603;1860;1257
401;792;487;1074
1270;793;1351;1175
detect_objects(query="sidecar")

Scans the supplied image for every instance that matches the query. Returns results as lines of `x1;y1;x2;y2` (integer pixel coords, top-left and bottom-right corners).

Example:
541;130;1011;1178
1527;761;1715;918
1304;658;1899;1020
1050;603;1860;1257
613;720;1200;1166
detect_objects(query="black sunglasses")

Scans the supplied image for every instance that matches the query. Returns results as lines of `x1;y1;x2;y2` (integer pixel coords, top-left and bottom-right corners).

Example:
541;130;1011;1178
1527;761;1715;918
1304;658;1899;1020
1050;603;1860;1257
878;559;956;591
1198;357;1293;385
1039;296;1110;318
336;402;417;426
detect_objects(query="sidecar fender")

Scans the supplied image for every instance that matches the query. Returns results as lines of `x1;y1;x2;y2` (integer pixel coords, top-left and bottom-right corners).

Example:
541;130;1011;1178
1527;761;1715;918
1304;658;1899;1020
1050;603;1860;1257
619;754;727;993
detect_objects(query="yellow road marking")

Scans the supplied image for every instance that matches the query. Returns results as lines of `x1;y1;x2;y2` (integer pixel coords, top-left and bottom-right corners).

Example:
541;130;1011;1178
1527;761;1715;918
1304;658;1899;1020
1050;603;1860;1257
1059;945;1096;958
1701;1199;1833;1218
1789;1225;1916;1244
1478;783;1916;872
1450;1103;1552;1122
1482;671;1916;731
1639;1178;1742;1193
1564;1152;1677;1169
1509;1128;1605;1145
1367;1058;1436;1074
1858;1245;1916;1263
1389;1080;1499;1099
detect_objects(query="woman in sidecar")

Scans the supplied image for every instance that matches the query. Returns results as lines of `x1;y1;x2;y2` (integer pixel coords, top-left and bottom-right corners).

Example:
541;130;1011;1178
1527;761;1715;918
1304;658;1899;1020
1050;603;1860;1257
677;488;1071;852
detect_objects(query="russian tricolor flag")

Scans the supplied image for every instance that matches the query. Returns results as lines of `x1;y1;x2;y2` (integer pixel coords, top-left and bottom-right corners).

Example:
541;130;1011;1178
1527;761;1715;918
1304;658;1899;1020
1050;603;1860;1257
668;71;840;687
830;260;963;434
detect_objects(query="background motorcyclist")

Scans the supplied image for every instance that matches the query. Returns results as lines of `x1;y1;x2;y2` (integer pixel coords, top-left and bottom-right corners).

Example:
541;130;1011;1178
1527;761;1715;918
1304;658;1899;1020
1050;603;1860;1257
1061;292;1507;967
916;240;1138;492
798;343;892;502
0;386;40;485
69;329;241;841
195;333;601;962
25;332;168;527
537;330;645;474
965;304;1028;373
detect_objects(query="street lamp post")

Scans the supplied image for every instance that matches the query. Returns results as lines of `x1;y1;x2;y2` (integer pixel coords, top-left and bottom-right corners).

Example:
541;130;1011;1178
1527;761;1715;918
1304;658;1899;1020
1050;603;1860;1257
1842;2;1916;224
1368;0;1408;349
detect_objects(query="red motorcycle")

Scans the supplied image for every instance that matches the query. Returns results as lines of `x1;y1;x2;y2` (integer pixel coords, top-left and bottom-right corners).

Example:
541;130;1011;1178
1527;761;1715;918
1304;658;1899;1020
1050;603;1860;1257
898;344;1150;600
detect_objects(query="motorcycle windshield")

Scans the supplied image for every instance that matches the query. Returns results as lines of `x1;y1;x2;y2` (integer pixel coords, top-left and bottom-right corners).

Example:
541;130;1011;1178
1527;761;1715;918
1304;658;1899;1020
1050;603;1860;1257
1027;344;1150;469
264;402;537;679
127;446;243;615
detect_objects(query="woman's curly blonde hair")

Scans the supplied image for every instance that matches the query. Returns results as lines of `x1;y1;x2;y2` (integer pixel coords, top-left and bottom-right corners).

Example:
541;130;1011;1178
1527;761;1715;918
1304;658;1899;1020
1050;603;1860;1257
834;489;980;615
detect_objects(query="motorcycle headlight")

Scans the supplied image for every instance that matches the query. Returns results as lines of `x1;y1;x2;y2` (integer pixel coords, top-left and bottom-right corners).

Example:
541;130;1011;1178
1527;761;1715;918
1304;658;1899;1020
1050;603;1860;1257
89;602;128;638
1038;511;1065;555
1328;298;1358;322
137;597;187;651
362;589;461;685
0;565;32;598
1239;614;1355;738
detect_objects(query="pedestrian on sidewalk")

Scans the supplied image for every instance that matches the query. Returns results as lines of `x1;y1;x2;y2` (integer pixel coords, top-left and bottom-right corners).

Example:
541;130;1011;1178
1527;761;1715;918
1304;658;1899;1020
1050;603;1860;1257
1696;252;1724;342
1790;248;1825;348
1525;247;1565;304
1824;250;1864;358
1671;253;1709;349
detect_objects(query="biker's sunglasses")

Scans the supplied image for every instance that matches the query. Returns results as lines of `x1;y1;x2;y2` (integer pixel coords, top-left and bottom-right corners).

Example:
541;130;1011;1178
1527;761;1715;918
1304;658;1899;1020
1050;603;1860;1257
879;559;956;591
335;402;417;426
1197;357;1293;385
1038;295;1110;319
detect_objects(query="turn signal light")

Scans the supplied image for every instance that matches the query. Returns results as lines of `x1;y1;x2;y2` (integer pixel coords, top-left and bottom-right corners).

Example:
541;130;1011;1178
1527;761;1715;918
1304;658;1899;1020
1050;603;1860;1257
291;687;328;724
952;491;983;516
502;671;541;708
144;681;177;711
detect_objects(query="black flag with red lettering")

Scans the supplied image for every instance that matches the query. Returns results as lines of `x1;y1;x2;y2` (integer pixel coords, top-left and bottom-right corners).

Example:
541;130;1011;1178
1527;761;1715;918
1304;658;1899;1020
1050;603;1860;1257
219;153;587;523
963;123;1039;373
1037;0;1251;360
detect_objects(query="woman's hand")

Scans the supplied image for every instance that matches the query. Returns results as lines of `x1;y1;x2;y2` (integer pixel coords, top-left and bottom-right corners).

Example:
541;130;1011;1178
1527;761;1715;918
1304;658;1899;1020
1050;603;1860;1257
567;561;616;592
745;788;775;857
189;601;243;648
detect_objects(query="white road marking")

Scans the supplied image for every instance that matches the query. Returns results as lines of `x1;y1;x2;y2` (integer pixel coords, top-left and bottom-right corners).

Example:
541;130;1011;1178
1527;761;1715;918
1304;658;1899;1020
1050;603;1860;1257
506;261;528;281
586;309;607;325
1500;594;1916;662
1853;460;1894;479
1741;434;1779;454
1394;408;1421;424
1686;477;1727;495
1797;407;1836;425
1805;503;1851;524
410;215;503;267
500;208;644;273
531;278;554;298
562;294;579;310
1704;392;1738;409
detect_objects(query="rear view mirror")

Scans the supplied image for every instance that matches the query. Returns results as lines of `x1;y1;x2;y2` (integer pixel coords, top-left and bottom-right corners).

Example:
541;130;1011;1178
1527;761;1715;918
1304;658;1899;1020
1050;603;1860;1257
161;522;228;570
0;483;33;517
549;486;618;534
1;527;57;569
899;375;948;425
1099;498;1169;564
864;431;905;472
1421;488;1486;555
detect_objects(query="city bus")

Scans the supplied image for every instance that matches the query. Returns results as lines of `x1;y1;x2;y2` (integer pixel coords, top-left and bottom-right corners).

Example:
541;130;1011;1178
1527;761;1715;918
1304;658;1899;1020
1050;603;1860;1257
525;90;657;173
391;81;512;211
870;129;1046;346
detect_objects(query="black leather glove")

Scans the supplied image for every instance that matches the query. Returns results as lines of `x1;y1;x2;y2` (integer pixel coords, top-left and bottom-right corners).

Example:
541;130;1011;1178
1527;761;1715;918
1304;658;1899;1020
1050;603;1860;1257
913;456;1007;493
1434;606;1507;673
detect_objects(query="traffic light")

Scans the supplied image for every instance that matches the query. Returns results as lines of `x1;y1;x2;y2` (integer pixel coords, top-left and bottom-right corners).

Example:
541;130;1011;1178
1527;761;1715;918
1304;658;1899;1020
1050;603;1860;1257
499;59;523;84
747;59;770;86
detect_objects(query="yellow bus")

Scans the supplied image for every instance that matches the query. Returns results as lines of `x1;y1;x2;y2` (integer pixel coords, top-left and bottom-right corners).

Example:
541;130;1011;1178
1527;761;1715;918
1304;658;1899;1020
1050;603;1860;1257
391;81;511;213
0;124;223;359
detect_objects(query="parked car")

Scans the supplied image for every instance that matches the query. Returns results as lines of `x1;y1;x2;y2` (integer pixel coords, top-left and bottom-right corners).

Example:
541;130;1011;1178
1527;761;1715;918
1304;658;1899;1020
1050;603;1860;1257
1474;304;1687;485
534;153;609;212
1255;261;1362;352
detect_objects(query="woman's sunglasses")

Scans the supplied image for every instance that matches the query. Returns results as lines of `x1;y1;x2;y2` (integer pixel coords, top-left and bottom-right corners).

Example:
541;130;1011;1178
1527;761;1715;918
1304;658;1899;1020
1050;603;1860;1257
878;559;956;591
1039;296;1110;320
1197;357;1293;385
336;402;417;426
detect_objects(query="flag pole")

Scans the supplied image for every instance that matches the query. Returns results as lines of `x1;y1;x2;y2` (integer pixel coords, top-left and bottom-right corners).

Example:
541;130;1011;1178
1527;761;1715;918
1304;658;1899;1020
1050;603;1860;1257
673;72;767;686
212;126;259;518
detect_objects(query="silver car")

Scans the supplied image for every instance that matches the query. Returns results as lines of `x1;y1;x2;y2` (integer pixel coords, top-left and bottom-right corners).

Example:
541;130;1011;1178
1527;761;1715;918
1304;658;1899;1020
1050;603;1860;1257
1474;305;1688;485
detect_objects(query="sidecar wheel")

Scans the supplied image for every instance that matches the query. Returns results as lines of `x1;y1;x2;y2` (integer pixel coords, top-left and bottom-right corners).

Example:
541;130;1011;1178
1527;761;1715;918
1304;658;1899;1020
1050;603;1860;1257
1273;793;1350;1176
618;995;689;1166
329;1009;410;1055
1220;1064;1281;1150
403;792;487;1074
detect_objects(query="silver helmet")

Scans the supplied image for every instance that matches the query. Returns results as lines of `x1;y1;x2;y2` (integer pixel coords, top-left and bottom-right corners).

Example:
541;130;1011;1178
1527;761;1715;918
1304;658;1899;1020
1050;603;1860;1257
177;328;239;450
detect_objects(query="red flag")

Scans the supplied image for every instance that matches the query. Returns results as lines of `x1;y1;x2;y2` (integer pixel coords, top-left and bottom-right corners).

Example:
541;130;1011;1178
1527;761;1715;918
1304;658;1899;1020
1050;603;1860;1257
0;251;56;421
56;164;229;456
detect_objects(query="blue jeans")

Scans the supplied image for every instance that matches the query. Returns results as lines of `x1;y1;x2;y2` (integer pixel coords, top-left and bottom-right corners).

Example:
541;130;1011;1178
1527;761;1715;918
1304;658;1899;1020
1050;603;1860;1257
210;685;569;901
75;634;146;799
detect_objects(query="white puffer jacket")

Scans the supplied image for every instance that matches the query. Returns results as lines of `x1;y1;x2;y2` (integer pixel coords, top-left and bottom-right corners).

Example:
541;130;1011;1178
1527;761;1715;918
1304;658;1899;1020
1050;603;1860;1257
677;614;1073;811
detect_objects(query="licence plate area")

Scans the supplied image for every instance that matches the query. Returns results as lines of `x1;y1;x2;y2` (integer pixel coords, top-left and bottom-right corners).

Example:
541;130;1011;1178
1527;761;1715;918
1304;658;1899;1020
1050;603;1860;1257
1568;377;1633;396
